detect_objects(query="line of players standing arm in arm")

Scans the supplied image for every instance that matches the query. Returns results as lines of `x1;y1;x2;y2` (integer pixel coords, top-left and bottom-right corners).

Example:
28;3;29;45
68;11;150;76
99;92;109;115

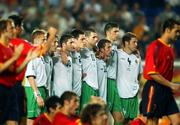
0;15;179;125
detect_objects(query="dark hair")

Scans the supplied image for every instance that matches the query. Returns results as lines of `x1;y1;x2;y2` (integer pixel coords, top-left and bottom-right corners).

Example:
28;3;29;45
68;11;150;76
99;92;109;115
8;15;23;27
84;28;96;37
45;96;60;113
0;20;8;35
161;18;180;33
104;22;119;35
71;29;84;39
0;19;13;35
97;39;111;50
80;104;105;124
59;91;77;106
59;34;73;47
122;32;137;46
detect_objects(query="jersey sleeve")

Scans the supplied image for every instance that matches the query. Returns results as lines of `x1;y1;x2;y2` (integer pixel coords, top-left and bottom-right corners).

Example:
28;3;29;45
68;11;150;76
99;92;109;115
139;58;143;74
144;44;159;79
25;59;36;77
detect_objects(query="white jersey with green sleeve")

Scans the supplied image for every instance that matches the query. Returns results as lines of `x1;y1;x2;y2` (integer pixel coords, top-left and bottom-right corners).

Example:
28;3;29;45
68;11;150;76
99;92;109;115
71;51;82;96
96;58;107;102
24;57;47;87
80;48;98;90
107;44;118;80
117;49;143;98
53;55;73;97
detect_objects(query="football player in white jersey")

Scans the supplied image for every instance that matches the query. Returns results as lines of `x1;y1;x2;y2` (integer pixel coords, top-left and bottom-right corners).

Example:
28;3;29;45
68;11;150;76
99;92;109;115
53;34;75;97
71;29;87;96
117;32;143;124
80;28;99;110
96;39;112;102
105;22;124;125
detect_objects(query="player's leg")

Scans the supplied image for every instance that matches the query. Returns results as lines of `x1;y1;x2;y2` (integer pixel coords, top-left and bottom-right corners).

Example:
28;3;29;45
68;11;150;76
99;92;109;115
168;113;180;125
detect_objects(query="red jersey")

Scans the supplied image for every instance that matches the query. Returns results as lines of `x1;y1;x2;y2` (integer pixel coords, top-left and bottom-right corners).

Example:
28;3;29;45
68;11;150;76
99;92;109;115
66;119;83;125
52;112;79;125
10;38;33;81
130;118;146;125
0;43;16;87
143;39;175;81
33;113;52;125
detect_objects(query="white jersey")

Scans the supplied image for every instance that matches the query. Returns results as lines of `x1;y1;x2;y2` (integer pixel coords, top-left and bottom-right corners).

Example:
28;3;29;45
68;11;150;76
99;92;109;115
80;48;98;90
117;49;143;98
96;58;107;102
71;51;82;96
53;55;73;96
107;44;118;79
44;54;53;96
24;57;47;87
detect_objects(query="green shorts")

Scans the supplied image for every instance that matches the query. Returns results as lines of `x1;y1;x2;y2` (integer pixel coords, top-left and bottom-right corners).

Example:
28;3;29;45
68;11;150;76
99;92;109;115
80;81;98;110
107;78;122;112
25;86;48;118
119;95;138;119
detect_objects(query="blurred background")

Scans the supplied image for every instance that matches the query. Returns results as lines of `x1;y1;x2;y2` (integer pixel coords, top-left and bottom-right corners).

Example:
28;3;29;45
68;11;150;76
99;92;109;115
0;0;180;59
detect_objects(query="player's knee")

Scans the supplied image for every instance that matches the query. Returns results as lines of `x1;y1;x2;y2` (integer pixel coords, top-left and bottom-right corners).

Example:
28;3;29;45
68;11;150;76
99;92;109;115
171;118;180;125
169;113;180;125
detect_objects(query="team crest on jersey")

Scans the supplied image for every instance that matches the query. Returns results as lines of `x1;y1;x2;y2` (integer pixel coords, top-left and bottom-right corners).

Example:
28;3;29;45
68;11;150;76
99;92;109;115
120;58;125;60
67;60;71;67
